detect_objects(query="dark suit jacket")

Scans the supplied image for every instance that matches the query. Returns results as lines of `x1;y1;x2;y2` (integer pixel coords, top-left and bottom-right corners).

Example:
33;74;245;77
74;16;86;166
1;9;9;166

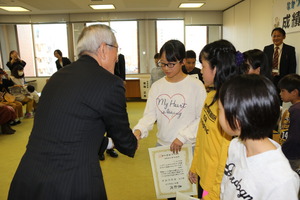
8;55;137;200
55;57;71;70
263;43;296;83
114;54;126;81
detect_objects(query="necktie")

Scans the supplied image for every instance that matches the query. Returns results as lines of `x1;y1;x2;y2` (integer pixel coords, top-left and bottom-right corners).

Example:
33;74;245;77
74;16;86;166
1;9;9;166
273;46;279;70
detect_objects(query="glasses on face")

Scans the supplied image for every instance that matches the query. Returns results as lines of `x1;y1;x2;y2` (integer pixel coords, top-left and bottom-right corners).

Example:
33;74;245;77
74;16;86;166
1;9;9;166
157;61;180;68
106;43;120;52
106;44;118;49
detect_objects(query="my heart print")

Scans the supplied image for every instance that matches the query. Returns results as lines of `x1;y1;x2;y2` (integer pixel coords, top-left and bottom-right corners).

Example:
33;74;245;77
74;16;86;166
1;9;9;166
156;94;187;121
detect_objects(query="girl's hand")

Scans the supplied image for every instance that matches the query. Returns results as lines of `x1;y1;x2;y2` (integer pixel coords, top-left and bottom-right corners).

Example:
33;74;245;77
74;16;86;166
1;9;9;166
170;138;183;154
188;170;197;184
133;129;141;140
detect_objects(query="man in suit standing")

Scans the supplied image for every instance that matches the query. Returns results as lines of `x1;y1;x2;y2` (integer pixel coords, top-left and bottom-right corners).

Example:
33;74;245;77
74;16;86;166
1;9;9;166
114;53;126;81
8;25;138;200
99;53;126;160
263;27;297;88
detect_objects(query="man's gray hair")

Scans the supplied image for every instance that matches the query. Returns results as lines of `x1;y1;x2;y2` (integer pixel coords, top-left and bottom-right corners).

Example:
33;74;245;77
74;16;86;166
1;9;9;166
76;24;117;57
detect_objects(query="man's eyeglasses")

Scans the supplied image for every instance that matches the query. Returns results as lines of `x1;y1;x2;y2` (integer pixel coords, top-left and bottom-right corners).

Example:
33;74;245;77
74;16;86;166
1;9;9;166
157;61;180;68
106;44;119;51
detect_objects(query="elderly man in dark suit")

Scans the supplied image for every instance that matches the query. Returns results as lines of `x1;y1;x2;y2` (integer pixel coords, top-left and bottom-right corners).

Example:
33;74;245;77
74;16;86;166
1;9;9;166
263;27;297;87
8;25;138;200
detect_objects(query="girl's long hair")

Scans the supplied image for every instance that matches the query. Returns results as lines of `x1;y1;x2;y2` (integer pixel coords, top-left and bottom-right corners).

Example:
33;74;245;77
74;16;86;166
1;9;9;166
200;39;239;106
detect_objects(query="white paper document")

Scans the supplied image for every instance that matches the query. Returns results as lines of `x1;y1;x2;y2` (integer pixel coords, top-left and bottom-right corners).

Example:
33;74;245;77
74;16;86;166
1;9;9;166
176;191;199;200
148;144;197;199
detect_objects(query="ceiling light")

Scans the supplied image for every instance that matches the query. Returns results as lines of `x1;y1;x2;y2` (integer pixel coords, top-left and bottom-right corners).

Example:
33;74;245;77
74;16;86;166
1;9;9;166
0;6;30;12
179;3;205;8
89;4;115;10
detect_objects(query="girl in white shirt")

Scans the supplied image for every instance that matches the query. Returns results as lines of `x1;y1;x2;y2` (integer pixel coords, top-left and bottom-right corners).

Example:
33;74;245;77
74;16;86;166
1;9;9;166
133;40;206;153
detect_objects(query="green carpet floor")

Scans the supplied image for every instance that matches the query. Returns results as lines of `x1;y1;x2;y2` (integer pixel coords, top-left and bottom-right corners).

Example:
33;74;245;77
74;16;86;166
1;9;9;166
0;101;159;200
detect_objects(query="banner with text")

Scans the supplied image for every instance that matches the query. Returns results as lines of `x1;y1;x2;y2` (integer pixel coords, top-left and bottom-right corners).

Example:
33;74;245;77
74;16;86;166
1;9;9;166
273;0;300;33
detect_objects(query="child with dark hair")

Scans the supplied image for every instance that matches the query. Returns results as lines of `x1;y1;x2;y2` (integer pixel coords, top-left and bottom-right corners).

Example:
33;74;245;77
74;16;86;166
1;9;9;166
27;85;40;112
150;53;165;86
240;49;272;80
189;39;240;200
278;74;300;179
133;40;207;199
219;74;299;199
182;50;203;82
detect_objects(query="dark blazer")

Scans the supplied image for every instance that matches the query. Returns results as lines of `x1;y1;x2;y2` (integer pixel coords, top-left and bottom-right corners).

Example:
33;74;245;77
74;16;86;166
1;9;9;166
8;55;137;200
55;57;71;70
114;54;126;81
263;43;296;83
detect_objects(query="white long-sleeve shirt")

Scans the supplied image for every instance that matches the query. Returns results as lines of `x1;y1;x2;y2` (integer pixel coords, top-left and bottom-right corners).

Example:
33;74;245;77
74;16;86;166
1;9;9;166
27;90;40;103
133;75;206;146
221;138;299;200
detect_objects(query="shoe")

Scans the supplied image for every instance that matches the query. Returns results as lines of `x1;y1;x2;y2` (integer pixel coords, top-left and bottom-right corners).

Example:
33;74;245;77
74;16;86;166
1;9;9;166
10;120;21;126
7;124;16;132
99;154;105;161
1;123;16;134
25;112;33;118
106;149;118;158
10;121;18;126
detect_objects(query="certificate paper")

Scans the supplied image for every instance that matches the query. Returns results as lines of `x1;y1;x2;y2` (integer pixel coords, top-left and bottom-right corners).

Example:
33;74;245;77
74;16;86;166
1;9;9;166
148;144;197;199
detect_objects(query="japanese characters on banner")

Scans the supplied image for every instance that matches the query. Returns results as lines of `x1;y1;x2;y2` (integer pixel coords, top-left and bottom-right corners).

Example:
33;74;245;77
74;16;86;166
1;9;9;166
273;0;300;33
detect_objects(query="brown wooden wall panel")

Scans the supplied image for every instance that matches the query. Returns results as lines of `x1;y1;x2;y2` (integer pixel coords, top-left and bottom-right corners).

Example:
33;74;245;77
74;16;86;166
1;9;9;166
125;78;141;98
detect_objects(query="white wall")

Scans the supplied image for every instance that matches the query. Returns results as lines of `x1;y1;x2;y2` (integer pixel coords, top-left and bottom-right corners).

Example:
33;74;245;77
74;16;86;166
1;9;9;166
223;0;300;74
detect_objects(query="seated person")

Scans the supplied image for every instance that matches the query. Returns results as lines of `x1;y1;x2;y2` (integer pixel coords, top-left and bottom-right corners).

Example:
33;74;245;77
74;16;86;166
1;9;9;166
10;65;34;118
0;103;16;134
0;68;23;125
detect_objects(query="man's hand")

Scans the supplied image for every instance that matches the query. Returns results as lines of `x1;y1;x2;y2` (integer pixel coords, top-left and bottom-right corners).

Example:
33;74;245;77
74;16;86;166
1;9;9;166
133;129;141;149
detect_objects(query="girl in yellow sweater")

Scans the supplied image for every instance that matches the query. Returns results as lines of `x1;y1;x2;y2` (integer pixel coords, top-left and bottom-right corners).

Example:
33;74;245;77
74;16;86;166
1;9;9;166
189;40;241;199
